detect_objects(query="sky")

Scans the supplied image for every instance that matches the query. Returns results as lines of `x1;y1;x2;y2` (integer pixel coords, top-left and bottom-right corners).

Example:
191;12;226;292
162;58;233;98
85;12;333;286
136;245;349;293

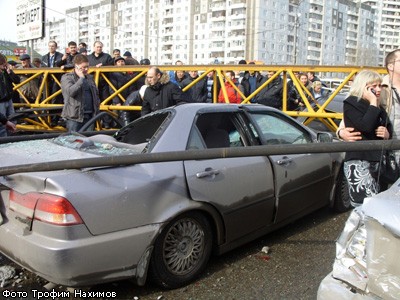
0;0;97;43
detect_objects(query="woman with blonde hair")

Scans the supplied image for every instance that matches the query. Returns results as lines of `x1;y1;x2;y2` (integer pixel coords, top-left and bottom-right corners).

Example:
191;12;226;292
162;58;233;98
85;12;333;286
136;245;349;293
343;70;392;207
310;80;327;100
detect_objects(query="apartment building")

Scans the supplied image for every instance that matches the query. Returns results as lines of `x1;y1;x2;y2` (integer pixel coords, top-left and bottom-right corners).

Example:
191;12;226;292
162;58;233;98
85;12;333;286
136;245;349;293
31;0;381;66
363;0;400;64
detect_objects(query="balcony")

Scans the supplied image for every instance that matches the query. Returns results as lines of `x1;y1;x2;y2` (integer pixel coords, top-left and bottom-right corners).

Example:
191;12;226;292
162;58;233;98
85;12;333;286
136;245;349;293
162;18;173;25
231;0;246;9
211;14;226;21
307;53;320;60
211;22;225;29
346;41;358;48
309;24;322;33
307;45;321;52
228;44;244;51
210;51;225;57
210;44;225;52
227;50;245;58
161;37;173;46
309;17;323;25
230;13;246;20
162;47;173;55
307;36;322;42
346;34;357;41
163;9;174;17
210;37;225;44
227;35;245;44
211;4;226;13
230;29;245;35
347;9;357;16
163;0;174;8
348;18;358;25
228;22;246;30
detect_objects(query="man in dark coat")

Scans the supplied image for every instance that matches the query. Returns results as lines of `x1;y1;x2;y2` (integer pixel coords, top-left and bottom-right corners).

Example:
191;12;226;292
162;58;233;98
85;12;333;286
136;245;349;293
179;70;208;103
87;41;114;127
108;56;137;104
254;71;283;109
0;53;20;136
141;67;185;116
41;40;64;125
41;40;64;68
60;41;80;70
88;41;114;68
87;41;114;101
239;66;264;103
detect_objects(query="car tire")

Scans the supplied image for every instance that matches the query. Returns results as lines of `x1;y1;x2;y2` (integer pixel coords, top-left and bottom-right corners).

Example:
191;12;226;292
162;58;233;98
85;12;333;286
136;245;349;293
333;165;351;212
149;211;213;289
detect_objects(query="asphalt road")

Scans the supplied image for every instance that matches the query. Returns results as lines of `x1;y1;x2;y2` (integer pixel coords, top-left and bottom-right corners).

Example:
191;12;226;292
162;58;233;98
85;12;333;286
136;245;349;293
0;206;351;300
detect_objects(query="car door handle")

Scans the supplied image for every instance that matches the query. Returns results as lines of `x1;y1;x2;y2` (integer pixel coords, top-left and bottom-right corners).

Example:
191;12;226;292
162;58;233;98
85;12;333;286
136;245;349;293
276;156;292;165
196;168;220;178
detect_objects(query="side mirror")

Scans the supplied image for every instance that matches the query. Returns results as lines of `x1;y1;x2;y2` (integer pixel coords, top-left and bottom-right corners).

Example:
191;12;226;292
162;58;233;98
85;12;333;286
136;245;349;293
317;132;333;143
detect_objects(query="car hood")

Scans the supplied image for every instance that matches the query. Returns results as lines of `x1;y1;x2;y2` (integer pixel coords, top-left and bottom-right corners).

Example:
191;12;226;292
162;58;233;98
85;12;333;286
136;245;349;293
362;180;400;237
0;134;145;169
319;180;400;299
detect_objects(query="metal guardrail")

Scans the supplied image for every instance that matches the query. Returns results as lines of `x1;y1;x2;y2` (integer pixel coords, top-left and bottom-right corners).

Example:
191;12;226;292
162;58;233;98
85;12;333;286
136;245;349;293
11;65;387;133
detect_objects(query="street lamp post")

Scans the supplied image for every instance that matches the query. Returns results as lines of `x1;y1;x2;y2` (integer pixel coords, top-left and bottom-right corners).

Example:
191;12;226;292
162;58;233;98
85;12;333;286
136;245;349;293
156;29;159;65
293;13;301;64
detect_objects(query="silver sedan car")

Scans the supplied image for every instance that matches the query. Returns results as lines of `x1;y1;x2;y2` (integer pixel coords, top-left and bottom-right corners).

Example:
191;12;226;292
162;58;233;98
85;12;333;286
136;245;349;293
0;104;348;289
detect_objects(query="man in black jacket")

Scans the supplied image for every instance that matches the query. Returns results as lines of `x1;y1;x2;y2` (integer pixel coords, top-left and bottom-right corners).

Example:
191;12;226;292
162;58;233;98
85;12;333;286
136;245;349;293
254;71;283;109
0;54;20;136
87;41;114;127
141;67;184;116
87;41;114;101
60;41;79;70
42;40;64;125
239;63;264;103
179;70;208;103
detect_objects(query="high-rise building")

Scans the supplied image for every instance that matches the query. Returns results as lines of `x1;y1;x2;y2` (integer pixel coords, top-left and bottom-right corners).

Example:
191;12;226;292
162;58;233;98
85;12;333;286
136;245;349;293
363;0;400;65
32;0;382;66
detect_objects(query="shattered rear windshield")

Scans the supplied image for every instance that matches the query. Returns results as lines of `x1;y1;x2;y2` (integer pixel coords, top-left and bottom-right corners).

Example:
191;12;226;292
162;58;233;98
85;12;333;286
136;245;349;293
52;134;146;156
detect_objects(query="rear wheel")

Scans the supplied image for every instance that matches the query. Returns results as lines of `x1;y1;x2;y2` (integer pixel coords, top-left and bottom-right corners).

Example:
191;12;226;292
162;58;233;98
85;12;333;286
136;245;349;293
333;165;351;212
149;212;213;289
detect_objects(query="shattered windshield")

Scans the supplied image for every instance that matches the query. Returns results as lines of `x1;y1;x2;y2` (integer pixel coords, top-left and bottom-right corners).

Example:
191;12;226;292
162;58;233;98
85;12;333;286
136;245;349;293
114;111;171;152
52;134;146;156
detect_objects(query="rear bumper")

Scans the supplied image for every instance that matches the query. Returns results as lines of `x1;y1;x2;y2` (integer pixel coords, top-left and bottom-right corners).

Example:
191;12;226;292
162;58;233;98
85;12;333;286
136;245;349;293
0;218;161;287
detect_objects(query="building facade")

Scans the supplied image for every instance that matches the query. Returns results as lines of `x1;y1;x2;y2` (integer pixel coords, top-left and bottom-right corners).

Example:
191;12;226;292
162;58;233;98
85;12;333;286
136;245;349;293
30;0;383;66
363;0;400;65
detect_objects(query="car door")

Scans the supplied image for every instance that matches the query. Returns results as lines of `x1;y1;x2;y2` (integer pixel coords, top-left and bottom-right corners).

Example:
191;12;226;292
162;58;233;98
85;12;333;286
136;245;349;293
248;111;334;223
184;112;276;243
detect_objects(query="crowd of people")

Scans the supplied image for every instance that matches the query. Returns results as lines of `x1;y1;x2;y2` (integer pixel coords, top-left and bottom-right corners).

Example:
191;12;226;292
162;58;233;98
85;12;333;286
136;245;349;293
2;39;334;136
0;40;155;133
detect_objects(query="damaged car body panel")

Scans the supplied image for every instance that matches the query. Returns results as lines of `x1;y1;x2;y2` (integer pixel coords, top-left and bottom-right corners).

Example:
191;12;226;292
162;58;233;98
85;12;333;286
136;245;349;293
318;180;400;299
0;103;347;289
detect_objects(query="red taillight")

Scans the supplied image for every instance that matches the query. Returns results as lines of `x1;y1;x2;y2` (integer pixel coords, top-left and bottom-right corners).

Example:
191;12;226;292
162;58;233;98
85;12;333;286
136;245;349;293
9;190;83;226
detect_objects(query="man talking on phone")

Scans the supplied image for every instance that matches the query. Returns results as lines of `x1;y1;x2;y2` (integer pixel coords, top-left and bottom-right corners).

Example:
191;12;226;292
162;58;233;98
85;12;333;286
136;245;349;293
61;54;100;132
0;53;19;137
